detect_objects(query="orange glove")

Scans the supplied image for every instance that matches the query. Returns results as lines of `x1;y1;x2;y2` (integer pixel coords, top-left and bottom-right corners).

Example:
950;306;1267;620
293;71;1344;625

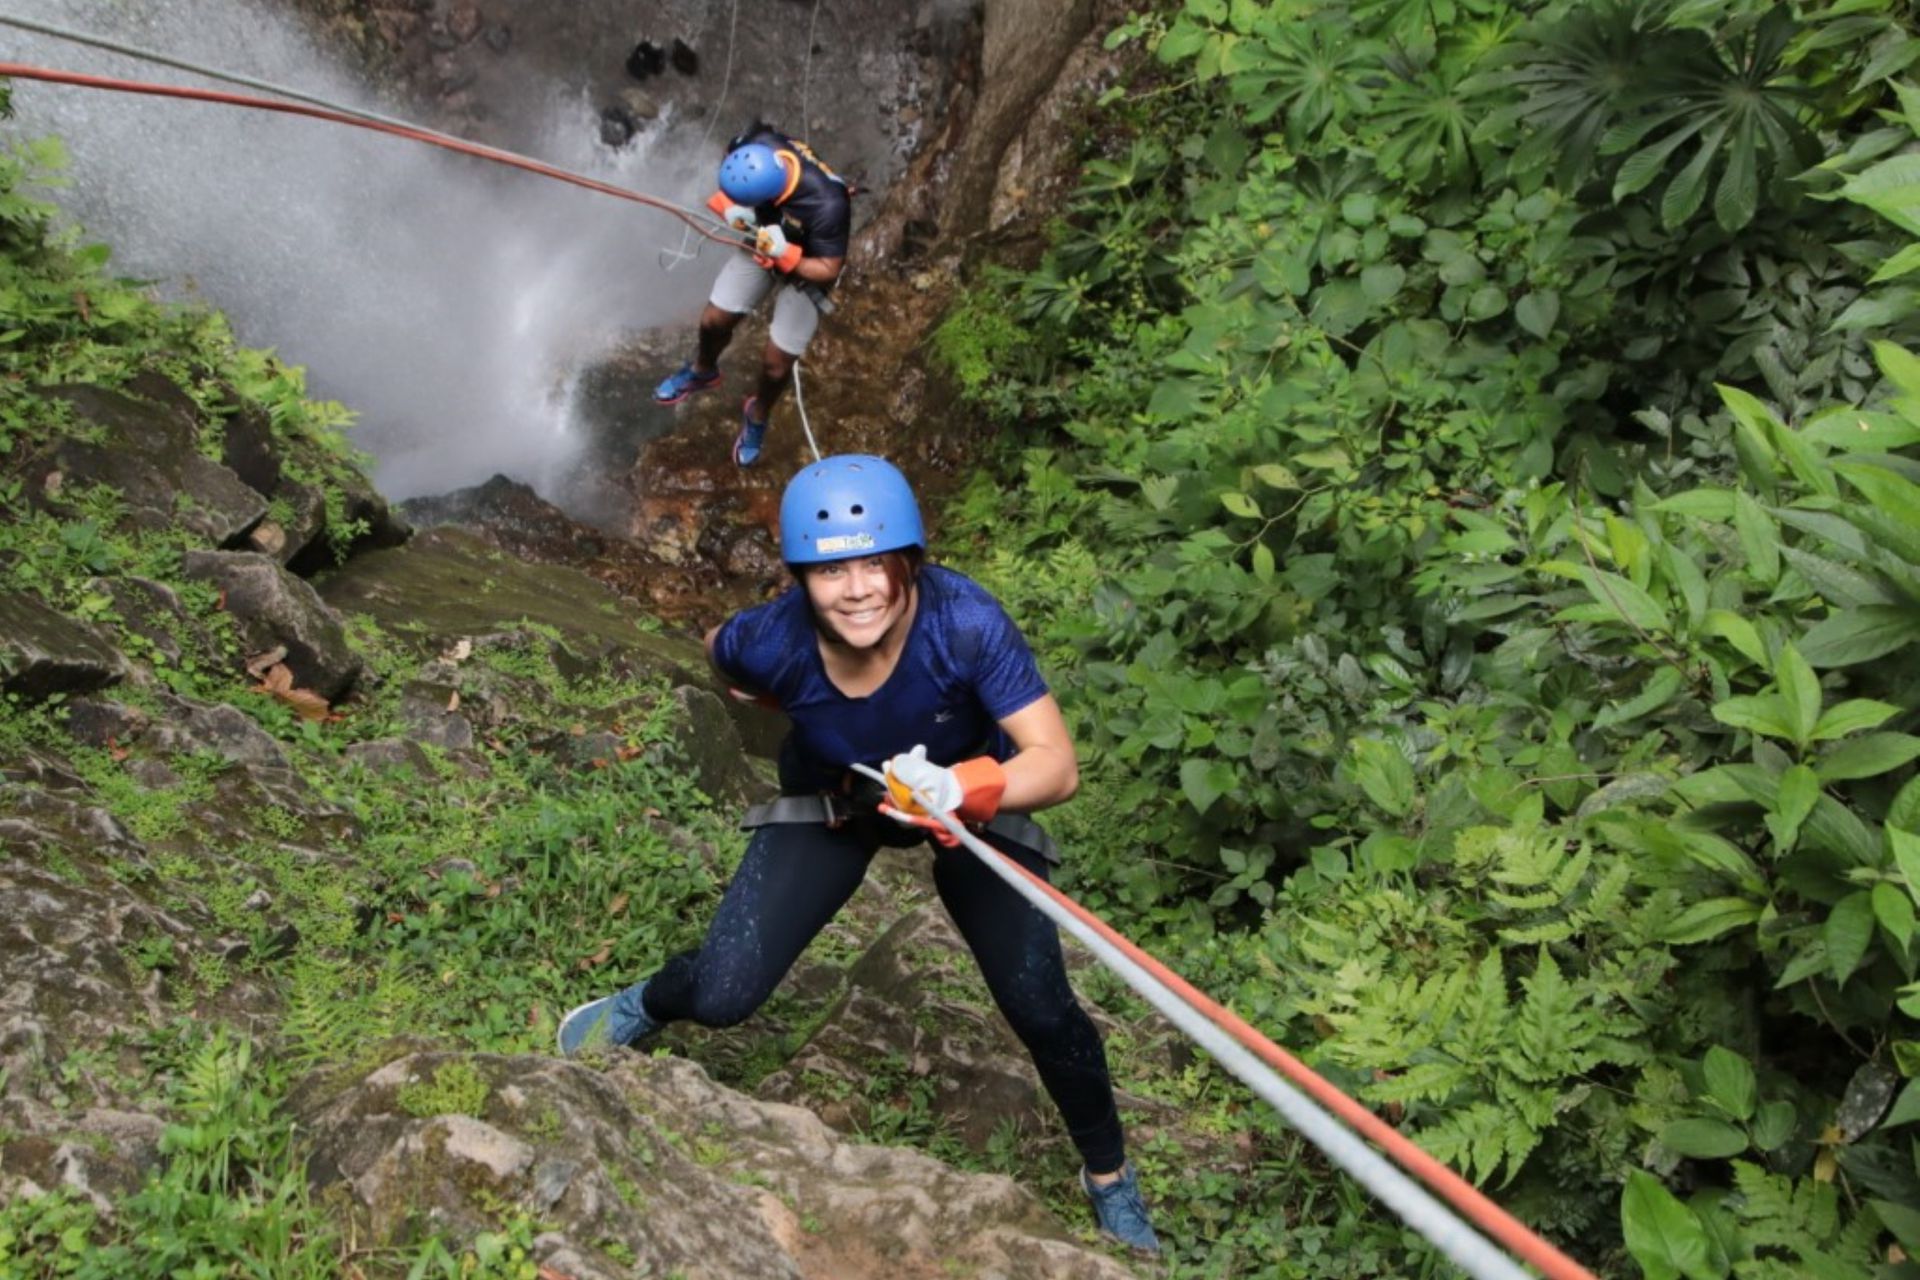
705;190;732;218
753;225;805;273
879;746;1006;846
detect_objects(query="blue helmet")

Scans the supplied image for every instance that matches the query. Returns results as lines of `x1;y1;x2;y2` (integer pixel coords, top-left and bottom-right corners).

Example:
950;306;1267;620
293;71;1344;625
780;455;925;565
718;142;789;205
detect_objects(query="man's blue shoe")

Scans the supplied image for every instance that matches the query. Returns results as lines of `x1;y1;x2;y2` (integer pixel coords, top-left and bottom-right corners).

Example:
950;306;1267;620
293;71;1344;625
733;397;768;468
653;363;722;405
1082;1164;1160;1256
557;979;658;1056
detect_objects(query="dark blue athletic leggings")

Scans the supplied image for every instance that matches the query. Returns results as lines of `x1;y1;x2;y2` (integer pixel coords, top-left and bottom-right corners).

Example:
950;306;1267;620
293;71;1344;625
639;820;1127;1172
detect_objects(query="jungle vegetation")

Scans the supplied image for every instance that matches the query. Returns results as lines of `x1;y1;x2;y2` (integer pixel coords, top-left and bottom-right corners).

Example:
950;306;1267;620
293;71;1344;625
937;0;1920;1274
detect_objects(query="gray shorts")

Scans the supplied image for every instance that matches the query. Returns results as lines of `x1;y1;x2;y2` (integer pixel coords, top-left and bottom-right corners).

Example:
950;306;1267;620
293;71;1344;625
709;252;822;356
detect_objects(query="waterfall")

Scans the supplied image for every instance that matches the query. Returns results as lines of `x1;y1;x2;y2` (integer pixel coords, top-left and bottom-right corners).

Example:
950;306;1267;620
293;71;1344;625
2;0;719;501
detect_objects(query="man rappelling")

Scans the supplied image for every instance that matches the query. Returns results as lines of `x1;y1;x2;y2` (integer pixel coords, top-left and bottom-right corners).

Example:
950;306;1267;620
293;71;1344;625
653;122;851;468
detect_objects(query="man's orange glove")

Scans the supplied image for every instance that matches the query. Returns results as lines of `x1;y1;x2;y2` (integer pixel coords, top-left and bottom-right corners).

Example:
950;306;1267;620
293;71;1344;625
879;745;1006;847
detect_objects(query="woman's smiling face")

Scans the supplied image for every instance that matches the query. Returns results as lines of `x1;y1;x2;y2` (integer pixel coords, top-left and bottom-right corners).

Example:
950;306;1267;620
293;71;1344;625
803;554;912;648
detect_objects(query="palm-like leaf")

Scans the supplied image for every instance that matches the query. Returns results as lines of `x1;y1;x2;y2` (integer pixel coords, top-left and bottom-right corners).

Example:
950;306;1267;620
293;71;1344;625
1468;0;1657;189
1222;19;1378;136
1602;10;1818;231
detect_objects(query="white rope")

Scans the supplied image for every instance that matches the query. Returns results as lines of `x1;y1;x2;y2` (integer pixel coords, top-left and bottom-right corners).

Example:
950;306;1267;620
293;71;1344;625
791;357;822;462
848;764;1535;1280
657;0;743;271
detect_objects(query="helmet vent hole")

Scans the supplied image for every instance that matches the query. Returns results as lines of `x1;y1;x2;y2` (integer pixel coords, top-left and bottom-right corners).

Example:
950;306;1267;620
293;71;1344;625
816;509;829;521
850;504;865;516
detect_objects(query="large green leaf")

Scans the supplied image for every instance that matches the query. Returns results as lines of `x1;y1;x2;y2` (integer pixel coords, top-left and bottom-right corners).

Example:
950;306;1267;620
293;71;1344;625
1622;1170;1717;1280
1350;737;1415;818
1702;1046;1756;1122
1811;699;1901;742
1572;566;1670;634
1179;758;1237;816
1826;891;1878;985
1773;644;1821;746
1815;733;1920;783
1798;606;1920;667
1660;1118;1749;1159
1664;897;1763;945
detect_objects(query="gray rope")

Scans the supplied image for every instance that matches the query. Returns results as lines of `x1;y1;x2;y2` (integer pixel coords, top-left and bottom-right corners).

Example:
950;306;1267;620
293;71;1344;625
0;10;417;131
791;357;822;461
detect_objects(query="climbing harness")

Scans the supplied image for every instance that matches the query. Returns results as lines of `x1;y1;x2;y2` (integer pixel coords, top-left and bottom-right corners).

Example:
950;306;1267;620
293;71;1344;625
852;763;1599;1280
739;793;1060;862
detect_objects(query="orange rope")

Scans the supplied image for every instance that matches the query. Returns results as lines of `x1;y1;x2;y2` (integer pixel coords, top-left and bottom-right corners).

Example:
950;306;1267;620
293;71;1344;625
990;848;1599;1280
0;62;742;247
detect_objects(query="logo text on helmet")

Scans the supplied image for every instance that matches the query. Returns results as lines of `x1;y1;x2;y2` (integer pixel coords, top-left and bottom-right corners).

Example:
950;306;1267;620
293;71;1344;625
816;533;877;555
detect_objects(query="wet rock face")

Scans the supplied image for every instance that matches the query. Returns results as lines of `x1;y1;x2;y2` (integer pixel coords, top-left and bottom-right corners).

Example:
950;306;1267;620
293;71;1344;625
296;1049;1137;1280
181;551;365;701
31;381;266;547
0;593;129;701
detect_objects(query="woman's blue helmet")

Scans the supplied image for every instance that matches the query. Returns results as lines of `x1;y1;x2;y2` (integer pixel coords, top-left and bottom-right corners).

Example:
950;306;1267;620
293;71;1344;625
780;455;925;565
718;143;790;206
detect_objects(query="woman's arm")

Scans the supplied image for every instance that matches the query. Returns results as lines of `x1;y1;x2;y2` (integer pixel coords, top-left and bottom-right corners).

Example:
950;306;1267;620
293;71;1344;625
706;623;781;710
996;694;1080;814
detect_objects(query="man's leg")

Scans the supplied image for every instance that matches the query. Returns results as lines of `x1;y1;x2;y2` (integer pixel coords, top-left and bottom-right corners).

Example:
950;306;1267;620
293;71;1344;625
659;256;770;405
749;342;797;422
696;303;745;374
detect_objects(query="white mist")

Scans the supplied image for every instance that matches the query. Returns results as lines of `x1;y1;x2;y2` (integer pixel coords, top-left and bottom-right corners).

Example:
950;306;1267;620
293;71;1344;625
2;0;720;499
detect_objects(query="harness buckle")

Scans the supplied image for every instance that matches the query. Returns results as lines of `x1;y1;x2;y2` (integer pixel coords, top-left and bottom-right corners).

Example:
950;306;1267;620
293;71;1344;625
821;792;851;828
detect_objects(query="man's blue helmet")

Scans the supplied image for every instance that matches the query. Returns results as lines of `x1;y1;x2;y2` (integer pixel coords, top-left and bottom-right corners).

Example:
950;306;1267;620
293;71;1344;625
719;143;789;205
780;455;925;565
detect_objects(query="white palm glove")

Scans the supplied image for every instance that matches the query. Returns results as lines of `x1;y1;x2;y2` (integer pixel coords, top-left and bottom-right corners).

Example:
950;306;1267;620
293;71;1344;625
722;203;757;232
879;745;1008;847
882;745;964;815
754;224;791;259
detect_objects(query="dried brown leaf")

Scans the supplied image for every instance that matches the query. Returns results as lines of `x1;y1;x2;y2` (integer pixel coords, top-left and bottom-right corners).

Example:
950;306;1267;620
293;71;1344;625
279;687;332;722
446;690;461;713
245;646;289;679
608;893;629;917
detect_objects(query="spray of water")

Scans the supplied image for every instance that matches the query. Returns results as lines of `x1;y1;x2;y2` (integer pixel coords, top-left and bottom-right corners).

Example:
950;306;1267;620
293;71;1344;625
1;0;720;500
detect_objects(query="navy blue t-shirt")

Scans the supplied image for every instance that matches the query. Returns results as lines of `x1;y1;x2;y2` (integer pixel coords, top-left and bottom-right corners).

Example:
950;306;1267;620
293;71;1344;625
711;565;1049;792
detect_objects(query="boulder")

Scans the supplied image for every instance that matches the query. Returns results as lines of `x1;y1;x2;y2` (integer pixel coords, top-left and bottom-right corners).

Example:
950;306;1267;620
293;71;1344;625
220;402;408;574
296;1049;1135;1280
0;592;128;701
144;692;289;768
0;790;266;1105
661;684;772;805
180;552;364;700
35;382;265;546
85;575;208;669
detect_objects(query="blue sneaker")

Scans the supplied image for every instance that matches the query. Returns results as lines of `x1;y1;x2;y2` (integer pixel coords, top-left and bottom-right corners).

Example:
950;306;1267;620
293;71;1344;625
557;979;658;1056
733;397;767;467
1081;1164;1160;1256
653;363;721;405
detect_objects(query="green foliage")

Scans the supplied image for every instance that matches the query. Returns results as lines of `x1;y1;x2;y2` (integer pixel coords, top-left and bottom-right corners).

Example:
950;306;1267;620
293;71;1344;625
397;1060;491;1119
939;0;1920;1270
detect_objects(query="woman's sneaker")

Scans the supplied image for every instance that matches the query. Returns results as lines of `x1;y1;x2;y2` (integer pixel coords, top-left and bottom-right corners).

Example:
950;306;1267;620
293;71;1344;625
557;979;659;1056
1081;1164;1161;1256
733;397;768;467
653;363;722;405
